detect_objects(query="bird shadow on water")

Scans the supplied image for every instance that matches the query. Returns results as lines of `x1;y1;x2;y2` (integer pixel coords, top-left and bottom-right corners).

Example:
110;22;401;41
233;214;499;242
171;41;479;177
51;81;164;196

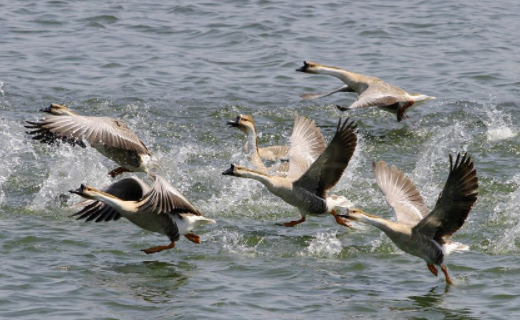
93;260;193;304
406;285;477;320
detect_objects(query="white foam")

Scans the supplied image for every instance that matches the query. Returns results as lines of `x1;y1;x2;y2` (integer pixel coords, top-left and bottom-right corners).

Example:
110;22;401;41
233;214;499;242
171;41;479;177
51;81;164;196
303;230;343;258
487;127;516;141
477;100;517;141
411;123;469;207
206;228;263;257
29;146;112;211
492;174;520;254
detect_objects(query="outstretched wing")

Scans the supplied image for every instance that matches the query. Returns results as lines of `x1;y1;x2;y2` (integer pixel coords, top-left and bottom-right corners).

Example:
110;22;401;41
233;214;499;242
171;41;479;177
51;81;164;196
285;114;327;180
71;177;149;222
301;85;354;100
294;118;357;198
373;160;429;225
138;175;201;216
349;82;406;110
412;153;478;244
26;115;149;154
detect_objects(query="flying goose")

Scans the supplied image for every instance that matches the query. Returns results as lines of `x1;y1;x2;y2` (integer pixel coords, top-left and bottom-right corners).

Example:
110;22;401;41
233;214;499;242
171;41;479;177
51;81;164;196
69;174;216;254
227;114;324;173
223;117;357;228
25;103;152;177
296;61;435;122
342;153;478;284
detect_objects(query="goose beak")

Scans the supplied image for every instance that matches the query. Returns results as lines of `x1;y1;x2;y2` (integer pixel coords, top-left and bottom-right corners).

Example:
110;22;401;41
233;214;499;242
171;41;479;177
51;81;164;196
337;208;350;219
227;115;240;127
69;184;86;195
295;60;309;72
222;164;236;176
40;106;52;113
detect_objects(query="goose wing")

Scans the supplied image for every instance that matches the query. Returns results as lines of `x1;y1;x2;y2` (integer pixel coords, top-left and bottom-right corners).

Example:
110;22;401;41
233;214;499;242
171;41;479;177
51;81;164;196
258;145;290;162
26;114;149;154
294;117;357;198
301;85;354;100
71;177;149;222
285;114;327;180
138;175;201;216
349;82;406;109
373;160;429;225
412;153;478;244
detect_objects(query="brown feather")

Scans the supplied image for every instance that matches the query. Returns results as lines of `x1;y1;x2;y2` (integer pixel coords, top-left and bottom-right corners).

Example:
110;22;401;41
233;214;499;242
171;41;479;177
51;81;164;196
412;153;478;244
295;117;357;198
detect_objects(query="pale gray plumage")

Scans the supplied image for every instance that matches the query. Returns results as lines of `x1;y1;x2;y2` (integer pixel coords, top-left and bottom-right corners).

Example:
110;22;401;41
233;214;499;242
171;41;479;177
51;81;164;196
138;175;201;216
227;114;290;167
296;60;435;122
223;117;357;227
373;160;429;225
345;153;478;284
71;177;149;222
25;104;152;175
70;174;215;254
295;118;357;198
228;114;325;176
285;114;327;179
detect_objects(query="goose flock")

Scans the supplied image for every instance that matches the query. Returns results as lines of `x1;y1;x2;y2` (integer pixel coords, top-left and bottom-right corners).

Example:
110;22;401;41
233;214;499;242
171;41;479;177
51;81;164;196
24;60;478;285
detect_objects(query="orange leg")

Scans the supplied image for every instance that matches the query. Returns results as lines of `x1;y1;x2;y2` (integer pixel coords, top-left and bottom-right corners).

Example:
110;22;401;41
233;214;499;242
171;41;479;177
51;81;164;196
108;167;131;178
141;242;175;254
441;265;453;285
277;216;306;227
185;233;200;244
427;263;438;277
397;100;414;122
331;209;353;228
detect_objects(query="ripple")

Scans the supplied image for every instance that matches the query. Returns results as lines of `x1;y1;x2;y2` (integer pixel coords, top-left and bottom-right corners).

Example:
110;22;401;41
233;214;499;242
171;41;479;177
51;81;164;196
2;0;520;318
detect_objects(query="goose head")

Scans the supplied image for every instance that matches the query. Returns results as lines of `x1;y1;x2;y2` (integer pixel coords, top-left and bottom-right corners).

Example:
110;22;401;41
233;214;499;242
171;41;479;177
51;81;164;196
295;60;322;74
227;114;256;134
222;164;265;178
69;184;110;200
338;207;373;221
40;103;76;116
222;164;240;177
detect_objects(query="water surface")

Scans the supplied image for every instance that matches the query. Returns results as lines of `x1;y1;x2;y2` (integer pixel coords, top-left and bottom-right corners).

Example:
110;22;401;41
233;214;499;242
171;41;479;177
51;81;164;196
1;0;520;319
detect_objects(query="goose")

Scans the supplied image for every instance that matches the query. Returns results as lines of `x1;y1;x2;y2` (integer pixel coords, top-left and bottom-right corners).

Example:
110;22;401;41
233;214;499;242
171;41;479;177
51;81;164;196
69;174;216;254
227;114;290;163
342;153;478;284
227;114;323;173
25;103;153;177
223;117;357;228
296;61;435;122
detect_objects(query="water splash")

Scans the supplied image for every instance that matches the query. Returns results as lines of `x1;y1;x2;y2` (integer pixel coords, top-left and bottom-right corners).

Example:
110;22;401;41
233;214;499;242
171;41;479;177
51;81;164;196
29;147;112;211
492;174;520;254
0;118;41;206
412;123;470;206
478;102;516;141
303;230;343;258
208;228;263;257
